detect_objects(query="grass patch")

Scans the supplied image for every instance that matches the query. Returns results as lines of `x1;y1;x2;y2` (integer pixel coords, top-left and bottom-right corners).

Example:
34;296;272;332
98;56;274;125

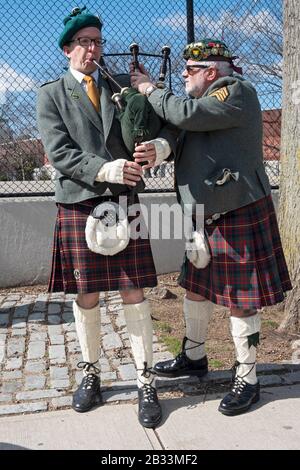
153;321;172;334
161;336;181;356
209;359;225;368
206;343;233;353
153;321;181;356
262;320;278;328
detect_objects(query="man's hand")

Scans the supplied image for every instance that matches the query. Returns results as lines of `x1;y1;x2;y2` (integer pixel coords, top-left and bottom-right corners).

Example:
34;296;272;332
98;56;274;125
130;63;155;95
95;159;143;187
123;160;143;186
133;143;157;170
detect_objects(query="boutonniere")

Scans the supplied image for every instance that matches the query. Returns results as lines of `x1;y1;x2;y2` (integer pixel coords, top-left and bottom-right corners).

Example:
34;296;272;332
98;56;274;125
71;92;80;100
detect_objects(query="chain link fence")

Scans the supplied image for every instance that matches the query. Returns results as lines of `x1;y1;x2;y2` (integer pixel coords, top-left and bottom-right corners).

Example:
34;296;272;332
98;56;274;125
0;0;282;196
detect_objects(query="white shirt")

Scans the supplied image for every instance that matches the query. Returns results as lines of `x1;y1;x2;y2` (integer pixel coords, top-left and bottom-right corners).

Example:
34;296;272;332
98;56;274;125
69;67;99;94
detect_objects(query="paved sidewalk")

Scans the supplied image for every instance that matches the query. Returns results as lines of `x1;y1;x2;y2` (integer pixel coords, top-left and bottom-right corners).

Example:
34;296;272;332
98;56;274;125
0;290;174;415
1;384;300;450
1;290;300;450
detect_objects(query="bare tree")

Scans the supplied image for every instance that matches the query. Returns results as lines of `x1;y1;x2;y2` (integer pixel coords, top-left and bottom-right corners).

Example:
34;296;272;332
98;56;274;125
277;0;300;332
0;139;44;181
194;2;283;94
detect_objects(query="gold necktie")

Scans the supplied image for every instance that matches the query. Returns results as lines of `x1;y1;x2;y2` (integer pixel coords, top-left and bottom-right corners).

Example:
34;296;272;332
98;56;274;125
83;75;100;112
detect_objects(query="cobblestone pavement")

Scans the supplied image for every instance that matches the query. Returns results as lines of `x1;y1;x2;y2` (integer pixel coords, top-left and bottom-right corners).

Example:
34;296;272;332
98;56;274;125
1;290;300;418
0;291;172;417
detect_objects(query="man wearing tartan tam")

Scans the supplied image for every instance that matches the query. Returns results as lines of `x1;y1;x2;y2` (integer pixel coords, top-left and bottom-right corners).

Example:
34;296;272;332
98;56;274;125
131;35;291;418
183;38;242;74
58;6;102;49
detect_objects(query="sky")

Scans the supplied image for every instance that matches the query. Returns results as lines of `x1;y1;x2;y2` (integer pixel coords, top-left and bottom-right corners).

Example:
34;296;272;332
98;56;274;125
0;0;283;132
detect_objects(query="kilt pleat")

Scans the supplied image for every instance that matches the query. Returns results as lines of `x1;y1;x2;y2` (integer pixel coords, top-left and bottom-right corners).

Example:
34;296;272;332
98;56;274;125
179;195;292;309
48;197;157;294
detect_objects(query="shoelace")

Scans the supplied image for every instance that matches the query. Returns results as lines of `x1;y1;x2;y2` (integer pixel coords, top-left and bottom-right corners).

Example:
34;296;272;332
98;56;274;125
77;361;100;390
173;351;186;362
231;360;255;382
77;361;101;375
137;361;156;380
171;336;204;363
141;361;153;379
182;336;204;352
138;361;156;389
141;383;157;403
231;375;248;395
81;374;98;390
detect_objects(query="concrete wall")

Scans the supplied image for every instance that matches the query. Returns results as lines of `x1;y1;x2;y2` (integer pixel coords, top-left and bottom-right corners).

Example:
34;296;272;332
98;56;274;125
0;191;279;288
0;194;185;288
0;198;57;288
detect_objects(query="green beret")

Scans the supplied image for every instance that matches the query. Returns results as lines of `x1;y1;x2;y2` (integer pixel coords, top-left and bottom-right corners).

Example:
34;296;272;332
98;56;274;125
58;6;102;49
183;38;237;62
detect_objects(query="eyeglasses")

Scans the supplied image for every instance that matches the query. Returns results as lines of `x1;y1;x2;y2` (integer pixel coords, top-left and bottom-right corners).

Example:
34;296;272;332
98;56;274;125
70;37;106;48
185;64;209;75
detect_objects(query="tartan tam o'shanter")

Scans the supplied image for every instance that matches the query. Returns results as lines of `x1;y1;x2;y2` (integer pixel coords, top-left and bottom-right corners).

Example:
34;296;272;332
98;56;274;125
183;38;243;74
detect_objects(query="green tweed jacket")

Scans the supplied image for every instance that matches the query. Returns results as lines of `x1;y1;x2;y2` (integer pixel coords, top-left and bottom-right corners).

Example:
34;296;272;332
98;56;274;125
36;70;144;203
148;75;271;216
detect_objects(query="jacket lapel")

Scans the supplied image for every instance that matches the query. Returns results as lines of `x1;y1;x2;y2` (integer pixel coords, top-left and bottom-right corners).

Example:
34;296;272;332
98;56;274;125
64;71;104;135
98;74;115;142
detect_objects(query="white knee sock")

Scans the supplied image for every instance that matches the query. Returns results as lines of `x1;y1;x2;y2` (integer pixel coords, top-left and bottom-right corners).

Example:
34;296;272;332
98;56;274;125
123;300;154;388
184;297;214;360
73;301;101;376
230;313;261;385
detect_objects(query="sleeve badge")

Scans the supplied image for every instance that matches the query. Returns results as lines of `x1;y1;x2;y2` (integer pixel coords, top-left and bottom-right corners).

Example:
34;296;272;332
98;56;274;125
208;86;229;102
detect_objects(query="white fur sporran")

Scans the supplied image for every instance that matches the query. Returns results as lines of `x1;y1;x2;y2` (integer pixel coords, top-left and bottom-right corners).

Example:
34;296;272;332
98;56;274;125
85;201;130;256
186;229;211;269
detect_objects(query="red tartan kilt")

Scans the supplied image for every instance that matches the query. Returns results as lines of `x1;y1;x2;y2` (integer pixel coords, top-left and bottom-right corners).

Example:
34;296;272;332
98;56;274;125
179;195;292;309
49;196;157;294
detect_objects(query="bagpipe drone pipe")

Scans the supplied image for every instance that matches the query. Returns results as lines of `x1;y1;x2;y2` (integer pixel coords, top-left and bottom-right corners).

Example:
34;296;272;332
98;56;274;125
93;43;171;154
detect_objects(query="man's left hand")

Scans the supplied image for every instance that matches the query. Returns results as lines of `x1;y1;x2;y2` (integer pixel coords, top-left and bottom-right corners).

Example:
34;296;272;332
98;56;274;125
133;143;156;170
130;63;154;95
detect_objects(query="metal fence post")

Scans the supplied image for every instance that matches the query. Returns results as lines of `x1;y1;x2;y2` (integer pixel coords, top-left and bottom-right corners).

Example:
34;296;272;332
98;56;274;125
186;0;195;43
0;1;282;195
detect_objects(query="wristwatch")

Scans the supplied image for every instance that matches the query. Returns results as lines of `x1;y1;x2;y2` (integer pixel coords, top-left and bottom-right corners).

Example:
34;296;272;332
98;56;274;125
145;84;157;97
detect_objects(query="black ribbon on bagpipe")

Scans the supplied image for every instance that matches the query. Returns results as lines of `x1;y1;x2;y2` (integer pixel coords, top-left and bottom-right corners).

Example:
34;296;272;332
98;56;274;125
94;44;171;154
90;46;171;234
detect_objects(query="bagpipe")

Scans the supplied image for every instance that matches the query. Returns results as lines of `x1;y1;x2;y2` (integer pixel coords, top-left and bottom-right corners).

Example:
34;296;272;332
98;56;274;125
85;44;172;257
93;43;171;154
89;46;210;267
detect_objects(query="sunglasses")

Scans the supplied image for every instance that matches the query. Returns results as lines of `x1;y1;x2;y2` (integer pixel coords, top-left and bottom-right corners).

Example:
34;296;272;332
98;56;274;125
185;64;209;75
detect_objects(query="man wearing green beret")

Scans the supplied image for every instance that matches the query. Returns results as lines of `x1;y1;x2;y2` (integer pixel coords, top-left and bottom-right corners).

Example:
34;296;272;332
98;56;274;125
131;38;292;416
37;7;163;428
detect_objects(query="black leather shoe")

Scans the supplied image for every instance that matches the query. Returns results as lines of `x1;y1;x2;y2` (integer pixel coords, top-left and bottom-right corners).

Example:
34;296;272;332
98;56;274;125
154;351;208;378
72;374;102;413
218;376;260;416
138;384;162;428
153;336;208;378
